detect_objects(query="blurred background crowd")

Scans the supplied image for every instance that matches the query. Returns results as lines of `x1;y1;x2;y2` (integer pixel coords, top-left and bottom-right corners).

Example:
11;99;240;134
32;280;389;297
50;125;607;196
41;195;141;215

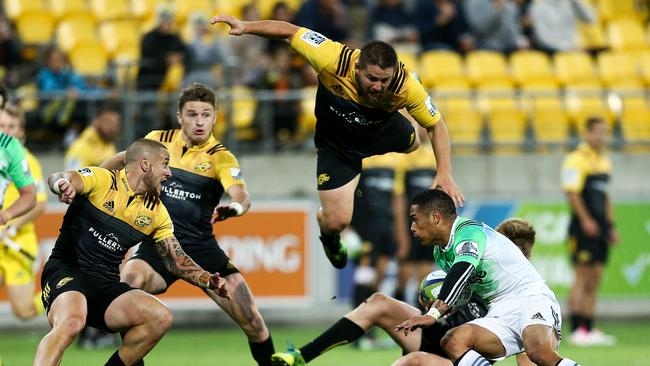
0;0;649;154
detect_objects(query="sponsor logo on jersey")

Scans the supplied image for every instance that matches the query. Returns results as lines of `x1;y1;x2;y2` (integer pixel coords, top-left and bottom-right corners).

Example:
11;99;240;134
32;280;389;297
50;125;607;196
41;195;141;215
317;173;330;186
56;276;74;289
88;227;123;252
425;96;438;117
77;167;93;176
135;215;152;228
195;161;212;173
230;167;242;180
162;181;202;200
103;200;115;213
456;240;479;259
301;31;327;47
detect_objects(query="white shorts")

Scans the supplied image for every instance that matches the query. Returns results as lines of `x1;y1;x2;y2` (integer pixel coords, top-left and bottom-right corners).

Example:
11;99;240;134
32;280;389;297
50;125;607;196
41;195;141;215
468;292;562;361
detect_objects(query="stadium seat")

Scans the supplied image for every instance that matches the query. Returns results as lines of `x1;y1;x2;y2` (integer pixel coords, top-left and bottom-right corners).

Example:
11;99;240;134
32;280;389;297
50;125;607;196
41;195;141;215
620;107;650;152
49;0;88;19
130;0;157;20
297;86;317;140
565;89;615;132
90;0;131;21
576;21;608;50
487;108;527;153
530;108;571;149
607;18;648;51
15;10;54;45
229;86;259;141
510;50;556;88
597;51;644;89
173;0;212;25
638;52;650;86
99;20;141;59
69;43;109;77
159;63;185;92
596;0;648;22
5;0;45;19
445;109;484;153
56;15;98;52
397;52;418;72
465;51;512;87
418;50;466;90
554;51;601;88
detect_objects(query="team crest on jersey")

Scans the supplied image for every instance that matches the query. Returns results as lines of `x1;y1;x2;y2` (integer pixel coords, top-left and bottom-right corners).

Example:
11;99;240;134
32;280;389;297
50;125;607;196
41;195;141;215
230;167;242;180
317;173;330;186
56;276;74;289
301;31;327;47
77;167;93;176
456;241;479;259
195;161;212;173
135;215;153;228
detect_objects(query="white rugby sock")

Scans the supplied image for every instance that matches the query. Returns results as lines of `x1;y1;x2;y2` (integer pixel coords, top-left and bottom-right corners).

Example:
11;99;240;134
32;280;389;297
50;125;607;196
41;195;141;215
556;358;580;366
455;350;491;366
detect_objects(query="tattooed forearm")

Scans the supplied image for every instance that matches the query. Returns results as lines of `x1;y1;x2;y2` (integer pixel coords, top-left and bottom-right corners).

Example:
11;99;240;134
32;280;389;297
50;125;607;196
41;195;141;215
155;236;210;288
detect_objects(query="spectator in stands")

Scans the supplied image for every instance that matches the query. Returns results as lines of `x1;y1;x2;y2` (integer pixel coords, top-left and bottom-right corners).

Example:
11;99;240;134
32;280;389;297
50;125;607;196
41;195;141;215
182;13;232;89
415;0;474;53
294;0;349;42
0;15;23;87
368;0;420;55
36;45;87;145
529;0;596;54
136;7;190;91
227;4;272;86
64;103;121;170
463;0;529;53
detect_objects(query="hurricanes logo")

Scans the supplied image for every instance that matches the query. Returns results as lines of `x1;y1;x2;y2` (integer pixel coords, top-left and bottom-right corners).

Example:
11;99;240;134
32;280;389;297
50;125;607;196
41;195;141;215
56;277;74;289
409;132;415;146
135;215;153;227
195;161;212;173
42;282;51;302
317;173;330;186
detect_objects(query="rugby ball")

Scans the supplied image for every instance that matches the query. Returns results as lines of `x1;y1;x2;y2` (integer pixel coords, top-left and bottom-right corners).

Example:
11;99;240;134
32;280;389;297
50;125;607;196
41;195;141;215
418;270;473;307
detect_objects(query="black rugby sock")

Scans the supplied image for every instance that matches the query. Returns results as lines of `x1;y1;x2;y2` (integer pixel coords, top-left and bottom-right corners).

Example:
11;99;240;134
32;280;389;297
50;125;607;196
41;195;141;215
570;313;583;332
249;335;275;366
105;350;126;366
300;317;365;362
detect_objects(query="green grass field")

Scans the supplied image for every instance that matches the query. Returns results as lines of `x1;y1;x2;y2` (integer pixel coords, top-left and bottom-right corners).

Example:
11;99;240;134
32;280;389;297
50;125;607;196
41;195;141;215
2;321;650;365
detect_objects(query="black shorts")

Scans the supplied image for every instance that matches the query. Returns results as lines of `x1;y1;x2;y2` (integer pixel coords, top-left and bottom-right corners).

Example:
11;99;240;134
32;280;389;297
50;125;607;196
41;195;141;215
131;238;240;290
315;113;416;190
418;298;488;356
41;258;134;331
352;220;396;258
568;233;609;264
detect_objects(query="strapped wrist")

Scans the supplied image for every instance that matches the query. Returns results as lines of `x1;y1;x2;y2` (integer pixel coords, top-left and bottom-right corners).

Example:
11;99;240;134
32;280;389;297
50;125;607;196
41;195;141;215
228;202;244;216
426;307;442;320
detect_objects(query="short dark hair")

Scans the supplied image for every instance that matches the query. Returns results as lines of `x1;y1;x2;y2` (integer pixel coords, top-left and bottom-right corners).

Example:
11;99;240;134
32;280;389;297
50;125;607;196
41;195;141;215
95;101;121;118
0;81;7;110
125;138;167;164
177;82;217;112
358;41;398;70
585;116;605;131
496;218;536;259
411;189;457;219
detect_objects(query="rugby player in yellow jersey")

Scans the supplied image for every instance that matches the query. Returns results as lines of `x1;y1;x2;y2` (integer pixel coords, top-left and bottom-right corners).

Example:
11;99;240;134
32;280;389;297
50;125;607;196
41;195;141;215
34;139;230;366
211;15;464;269
64;103;121;170
102;83;275;366
0;103;47;320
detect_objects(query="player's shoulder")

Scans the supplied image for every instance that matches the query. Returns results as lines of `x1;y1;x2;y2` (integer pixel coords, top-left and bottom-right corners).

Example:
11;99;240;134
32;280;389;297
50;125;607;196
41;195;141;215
145;129;180;144
0;131;21;150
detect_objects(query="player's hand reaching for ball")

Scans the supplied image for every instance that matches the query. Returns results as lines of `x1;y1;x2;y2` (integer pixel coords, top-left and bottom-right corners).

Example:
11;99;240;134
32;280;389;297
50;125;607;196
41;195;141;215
208;272;230;299
395;314;437;336
431;171;465;208
210;15;245;35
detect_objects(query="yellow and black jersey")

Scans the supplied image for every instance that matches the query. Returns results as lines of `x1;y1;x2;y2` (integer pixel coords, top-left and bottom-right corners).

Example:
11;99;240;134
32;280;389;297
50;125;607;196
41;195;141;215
402;144;437;202
4;148;47;255
290;27;441;133
145;129;244;242
562;143;612;224
64;127;117;170
50;167;174;280
353;153;406;225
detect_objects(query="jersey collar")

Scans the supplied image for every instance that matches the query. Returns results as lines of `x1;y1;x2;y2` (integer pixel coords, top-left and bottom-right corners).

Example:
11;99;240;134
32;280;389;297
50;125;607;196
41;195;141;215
118;169;136;197
442;216;462;252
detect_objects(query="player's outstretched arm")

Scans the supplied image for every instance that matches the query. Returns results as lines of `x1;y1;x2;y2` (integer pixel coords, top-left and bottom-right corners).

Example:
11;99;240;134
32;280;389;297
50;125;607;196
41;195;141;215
210;14;299;41
154;236;230;299
100;151;126;170
212;184;251;223
395;298;450;336
427;119;465;207
47;171;83;204
0;184;36;225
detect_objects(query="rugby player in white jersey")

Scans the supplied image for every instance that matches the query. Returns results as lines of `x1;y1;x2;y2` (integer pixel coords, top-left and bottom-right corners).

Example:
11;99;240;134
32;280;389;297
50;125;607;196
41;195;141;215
397;189;579;366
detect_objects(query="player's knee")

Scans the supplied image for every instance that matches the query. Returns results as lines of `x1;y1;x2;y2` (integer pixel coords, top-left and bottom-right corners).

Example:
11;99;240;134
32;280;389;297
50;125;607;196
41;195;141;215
58;316;86;342
320;216;349;234
152;304;173;332
121;270;146;289
12;305;35;320
365;292;389;313
441;326;469;357
393;352;424;366
524;346;555;366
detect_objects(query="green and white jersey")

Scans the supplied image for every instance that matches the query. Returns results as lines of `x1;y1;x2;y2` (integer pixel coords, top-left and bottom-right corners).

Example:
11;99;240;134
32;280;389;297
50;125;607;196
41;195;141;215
434;217;551;306
0;132;34;208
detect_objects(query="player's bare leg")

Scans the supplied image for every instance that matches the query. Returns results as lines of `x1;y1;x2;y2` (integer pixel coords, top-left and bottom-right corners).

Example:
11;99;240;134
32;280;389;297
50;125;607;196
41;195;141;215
121;259;168;294
441;324;505;363
209;273;274;366
7;283;42;320
34;291;88;366
104;290;173;365
391;351;452;366
317;175;360;269
521;324;563;366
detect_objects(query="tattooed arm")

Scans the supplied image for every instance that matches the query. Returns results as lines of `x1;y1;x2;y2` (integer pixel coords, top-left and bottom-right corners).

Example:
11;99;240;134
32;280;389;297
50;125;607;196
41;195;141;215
154;236;230;298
